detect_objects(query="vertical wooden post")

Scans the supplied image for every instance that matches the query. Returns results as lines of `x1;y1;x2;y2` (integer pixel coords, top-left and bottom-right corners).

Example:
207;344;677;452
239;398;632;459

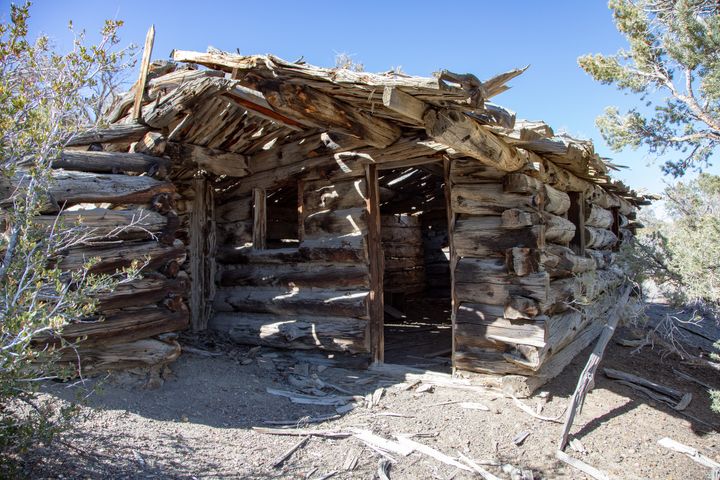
132;25;155;122
365;164;384;364
253;187;267;250
297;179;305;243
190;176;215;331
568;191;586;255
443;158;458;373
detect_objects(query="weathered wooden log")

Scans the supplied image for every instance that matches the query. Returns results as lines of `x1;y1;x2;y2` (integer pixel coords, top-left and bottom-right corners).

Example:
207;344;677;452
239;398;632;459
59;239;186;274
543;213;575;244
97;276;188;311
219;263;369;289
304;208;366;239
585;248;613;269
501;209;541;229
543;310;584;358
165;142;249;177
216;220;253;245
504;173;543;194
584;204;613;229
504;295;542;319
259;81;402;149
304;178;368;215
381;86;427;124
424;108;525;171
454;219;543;258
454;257;512;279
383;242;423;259
52;151;170;177
452;184;540;215
453;347;532;375
211;313;369;353
380;226;423;244
63;338;181;373
38;307;189;346
585;226;618;249
131;131;166;156
142;77;221;129
215;196;253;223
542;244;596;278
384;268;425;289
33;208;168;241
455;270;548;306
213;286;369;318
507;247;540;276
217;243;366;265
456;320;546;350
66;123;150;146
0;170;175;213
543;184;571;215
450;158;508;183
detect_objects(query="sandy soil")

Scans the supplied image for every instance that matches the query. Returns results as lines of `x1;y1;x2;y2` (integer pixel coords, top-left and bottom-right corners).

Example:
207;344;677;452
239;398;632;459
18;304;720;480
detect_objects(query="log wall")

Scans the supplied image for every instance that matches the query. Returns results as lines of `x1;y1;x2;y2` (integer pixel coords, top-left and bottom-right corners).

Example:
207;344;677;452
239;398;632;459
209;175;372;354
449;159;632;379
13;141;192;371
382;214;425;295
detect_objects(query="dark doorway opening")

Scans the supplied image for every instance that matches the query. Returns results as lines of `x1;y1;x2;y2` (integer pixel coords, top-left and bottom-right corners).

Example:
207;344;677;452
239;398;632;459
378;163;452;371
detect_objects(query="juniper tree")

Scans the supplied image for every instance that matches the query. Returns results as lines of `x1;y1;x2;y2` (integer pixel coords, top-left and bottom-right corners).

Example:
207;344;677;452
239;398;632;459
579;0;720;176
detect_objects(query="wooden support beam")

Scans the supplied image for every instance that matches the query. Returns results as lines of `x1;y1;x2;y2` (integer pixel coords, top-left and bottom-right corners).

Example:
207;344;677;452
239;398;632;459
132;25;155;122
424;108;526;172
252;188;267;250
365;164;384;363
165;142;249;177
223;84;304;131
189;177;215;331
258;81;402;149
66;123;151;147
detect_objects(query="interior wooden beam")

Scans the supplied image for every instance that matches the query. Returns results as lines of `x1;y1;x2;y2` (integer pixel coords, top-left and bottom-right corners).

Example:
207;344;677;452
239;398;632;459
252;188;267;250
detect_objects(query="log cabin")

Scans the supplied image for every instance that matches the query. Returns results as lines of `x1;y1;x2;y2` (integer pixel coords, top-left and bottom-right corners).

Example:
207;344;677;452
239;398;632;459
4;43;652;392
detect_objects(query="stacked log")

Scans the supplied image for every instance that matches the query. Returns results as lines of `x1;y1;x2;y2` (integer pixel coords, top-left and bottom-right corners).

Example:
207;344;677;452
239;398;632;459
210;176;371;354
382;215;425;295
8;132;191;372
422;209;451;296
450;162;548;375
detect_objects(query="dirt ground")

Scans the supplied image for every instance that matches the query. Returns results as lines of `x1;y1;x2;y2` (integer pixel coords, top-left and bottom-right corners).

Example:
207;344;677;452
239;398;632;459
19;302;720;480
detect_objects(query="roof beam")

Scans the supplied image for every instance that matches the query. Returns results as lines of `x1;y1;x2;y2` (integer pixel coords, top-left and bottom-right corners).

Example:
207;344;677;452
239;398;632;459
257;81;402;149
424;108;526;172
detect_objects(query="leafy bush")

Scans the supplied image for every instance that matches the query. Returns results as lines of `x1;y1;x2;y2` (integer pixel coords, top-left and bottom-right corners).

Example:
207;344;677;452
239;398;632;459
0;3;136;473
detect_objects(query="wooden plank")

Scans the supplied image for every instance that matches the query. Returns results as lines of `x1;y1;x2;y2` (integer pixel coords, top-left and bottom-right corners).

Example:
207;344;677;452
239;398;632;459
424;108;525;172
219;263;369;289
189;177;215;331
59;239;186;274
365;164;384;364
657;437;720;470
217;244;366;265
253;188;267;250
132;25;155;121
558;284;633;450
382;87;427;123
454;220;544;258
210;313;369;353
213;286;369;318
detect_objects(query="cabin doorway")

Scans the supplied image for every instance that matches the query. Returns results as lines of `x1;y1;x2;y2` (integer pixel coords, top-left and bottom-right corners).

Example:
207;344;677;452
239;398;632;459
376;162;453;371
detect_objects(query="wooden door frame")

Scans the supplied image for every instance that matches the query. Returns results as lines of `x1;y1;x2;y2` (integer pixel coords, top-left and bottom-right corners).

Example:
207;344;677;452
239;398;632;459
366;159;457;370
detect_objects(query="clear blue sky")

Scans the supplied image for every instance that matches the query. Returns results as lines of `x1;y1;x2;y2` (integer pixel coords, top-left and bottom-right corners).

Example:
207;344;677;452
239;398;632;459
12;0;720;200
